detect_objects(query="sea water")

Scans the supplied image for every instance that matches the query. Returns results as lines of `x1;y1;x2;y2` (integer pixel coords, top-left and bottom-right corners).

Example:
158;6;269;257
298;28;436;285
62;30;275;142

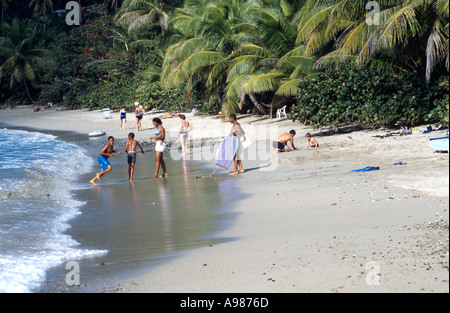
0;129;107;293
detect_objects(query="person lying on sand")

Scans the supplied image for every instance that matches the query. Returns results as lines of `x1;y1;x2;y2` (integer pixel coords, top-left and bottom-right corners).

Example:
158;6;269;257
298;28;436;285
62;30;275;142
274;130;297;152
90;136;121;185
159;112;180;119
305;133;319;150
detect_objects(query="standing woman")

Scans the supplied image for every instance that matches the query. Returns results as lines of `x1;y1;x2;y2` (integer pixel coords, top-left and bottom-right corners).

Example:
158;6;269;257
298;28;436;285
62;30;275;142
150;118;168;178
229;114;245;175
179;115;193;156
120;107;127;130
135;102;144;132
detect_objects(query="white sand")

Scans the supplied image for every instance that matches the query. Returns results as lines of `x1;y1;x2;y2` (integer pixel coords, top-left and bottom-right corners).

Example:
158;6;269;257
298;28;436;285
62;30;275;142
1;106;448;293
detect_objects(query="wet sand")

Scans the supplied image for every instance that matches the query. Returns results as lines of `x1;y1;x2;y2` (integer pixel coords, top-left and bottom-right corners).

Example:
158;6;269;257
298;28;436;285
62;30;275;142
1;107;449;293
0;126;239;293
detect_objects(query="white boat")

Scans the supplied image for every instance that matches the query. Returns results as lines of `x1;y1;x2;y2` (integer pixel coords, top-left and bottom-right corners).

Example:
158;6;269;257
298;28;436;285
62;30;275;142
428;133;449;152
88;130;106;137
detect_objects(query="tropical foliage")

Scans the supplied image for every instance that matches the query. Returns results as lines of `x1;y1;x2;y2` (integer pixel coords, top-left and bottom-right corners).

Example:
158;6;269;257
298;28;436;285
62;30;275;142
290;64;449;128
0;0;448;127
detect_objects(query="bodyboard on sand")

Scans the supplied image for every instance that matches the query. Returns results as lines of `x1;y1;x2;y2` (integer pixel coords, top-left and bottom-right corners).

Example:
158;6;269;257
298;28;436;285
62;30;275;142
216;136;239;169
429;138;449;152
351;167;380;172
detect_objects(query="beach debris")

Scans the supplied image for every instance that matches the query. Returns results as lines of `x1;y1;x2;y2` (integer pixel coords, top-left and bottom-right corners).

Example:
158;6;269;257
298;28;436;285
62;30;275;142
394;161;407;165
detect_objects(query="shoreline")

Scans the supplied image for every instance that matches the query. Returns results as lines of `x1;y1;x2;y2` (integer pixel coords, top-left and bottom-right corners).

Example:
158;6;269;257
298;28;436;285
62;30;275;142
0;124;241;293
0;107;449;293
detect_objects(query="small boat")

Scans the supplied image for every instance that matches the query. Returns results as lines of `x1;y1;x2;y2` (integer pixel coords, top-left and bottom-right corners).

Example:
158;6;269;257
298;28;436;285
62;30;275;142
428;134;449;141
428;133;449;153
88;130;106;138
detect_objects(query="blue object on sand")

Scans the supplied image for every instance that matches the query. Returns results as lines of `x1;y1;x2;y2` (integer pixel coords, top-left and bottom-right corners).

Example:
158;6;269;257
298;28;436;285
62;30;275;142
394;162;407;165
351;167;380;172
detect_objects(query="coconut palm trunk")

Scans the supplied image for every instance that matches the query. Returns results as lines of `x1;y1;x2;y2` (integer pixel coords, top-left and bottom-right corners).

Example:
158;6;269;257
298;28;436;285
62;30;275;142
2;4;4;37
248;93;269;115
23;78;33;102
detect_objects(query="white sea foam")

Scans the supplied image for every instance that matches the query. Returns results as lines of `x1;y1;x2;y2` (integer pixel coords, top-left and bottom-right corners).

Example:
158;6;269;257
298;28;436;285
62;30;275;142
0;129;107;293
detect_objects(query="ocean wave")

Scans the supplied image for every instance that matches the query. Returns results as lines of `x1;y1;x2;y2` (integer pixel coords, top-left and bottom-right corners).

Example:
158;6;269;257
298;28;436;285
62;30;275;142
0;129;107;293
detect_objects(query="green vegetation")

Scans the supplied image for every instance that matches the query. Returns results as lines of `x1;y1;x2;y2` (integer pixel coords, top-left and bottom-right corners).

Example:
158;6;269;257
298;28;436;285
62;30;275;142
0;0;448;128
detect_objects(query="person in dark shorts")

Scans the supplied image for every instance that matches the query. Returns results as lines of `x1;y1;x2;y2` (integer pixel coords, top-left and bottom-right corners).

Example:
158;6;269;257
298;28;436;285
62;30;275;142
274;130;297;152
125;132;145;182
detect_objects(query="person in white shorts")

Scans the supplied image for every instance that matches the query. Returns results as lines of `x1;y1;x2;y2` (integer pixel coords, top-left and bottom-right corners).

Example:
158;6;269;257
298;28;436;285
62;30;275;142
150;118;168;178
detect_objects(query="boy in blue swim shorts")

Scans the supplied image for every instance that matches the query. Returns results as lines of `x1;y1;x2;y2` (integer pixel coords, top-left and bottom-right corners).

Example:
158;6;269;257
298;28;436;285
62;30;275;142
90;136;121;185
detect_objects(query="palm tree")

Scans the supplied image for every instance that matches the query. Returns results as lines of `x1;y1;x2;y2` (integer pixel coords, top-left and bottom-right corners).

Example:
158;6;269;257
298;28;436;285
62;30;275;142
1;0;11;37
104;0;122;11
116;0;169;35
296;0;449;82
0;19;48;102
161;0;251;107
29;0;54;16
222;0;317;116
160;0;316;116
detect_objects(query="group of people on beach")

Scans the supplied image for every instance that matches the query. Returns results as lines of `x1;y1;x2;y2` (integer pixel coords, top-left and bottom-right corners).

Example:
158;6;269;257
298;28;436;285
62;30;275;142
90;110;319;185
120;102;183;132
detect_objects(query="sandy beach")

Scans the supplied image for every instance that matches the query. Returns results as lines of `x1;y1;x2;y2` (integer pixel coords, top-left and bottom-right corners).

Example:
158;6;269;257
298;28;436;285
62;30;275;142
0;106;448;293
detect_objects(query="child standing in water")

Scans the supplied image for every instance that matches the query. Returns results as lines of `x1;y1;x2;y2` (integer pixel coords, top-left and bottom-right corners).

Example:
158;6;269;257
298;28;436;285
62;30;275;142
179;115;193;156
125;132;145;181
150;118;168;178
90;136;121;185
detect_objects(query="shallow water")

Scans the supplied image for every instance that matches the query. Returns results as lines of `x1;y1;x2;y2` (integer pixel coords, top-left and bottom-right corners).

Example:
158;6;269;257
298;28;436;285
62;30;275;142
0;128;107;293
23;132;239;293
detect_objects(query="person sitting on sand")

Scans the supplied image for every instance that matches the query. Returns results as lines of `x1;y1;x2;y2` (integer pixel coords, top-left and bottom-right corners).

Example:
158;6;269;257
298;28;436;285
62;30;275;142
274;130;297;153
33;104;41;112
125;132;144;182
44;103;52;110
90;136;121;185
305;133;319;150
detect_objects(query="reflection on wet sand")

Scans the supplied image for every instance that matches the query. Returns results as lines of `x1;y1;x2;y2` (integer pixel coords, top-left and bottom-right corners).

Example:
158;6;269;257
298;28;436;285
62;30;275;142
67;153;237;279
154;177;175;253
